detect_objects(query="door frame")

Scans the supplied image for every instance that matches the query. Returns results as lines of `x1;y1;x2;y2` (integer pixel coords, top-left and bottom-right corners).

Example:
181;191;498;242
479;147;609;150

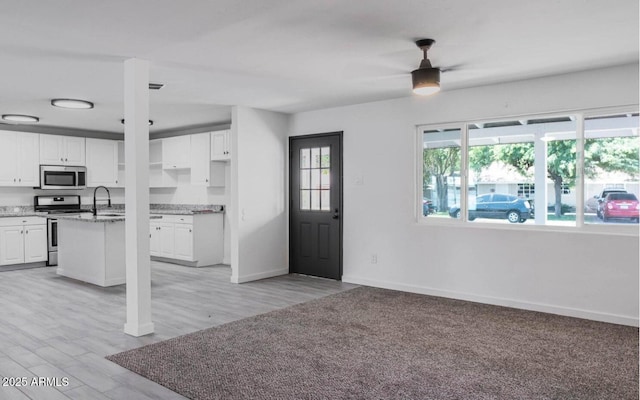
288;131;343;279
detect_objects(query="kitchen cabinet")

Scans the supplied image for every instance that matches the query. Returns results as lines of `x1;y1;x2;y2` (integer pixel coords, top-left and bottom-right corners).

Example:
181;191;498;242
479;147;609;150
149;214;223;266
190;133;226;187
86;138;118;187
162;136;191;169
210;130;231;161
40;134;85;166
0;217;47;266
0;131;40;187
149;139;177;188
149;221;161;256
117;141;125;187
173;223;194;261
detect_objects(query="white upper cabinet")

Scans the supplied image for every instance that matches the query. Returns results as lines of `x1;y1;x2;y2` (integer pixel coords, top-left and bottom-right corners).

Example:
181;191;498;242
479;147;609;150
190;133;210;186
40;134;85;166
0;131;40;187
149;139;177;188
210;130;231;161
162;136;190;169
86;138;118;187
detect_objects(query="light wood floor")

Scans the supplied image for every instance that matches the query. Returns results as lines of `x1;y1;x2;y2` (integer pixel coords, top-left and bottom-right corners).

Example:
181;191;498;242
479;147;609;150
0;262;356;399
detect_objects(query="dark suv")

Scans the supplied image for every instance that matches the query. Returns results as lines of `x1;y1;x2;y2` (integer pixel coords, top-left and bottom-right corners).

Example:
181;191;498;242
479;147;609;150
449;193;533;223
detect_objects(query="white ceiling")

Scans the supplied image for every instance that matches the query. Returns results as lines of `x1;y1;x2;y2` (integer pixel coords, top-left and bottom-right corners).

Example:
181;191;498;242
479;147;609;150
0;0;637;136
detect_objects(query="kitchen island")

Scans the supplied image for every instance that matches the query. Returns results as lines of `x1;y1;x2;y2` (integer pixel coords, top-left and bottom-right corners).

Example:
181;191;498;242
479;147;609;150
56;213;160;287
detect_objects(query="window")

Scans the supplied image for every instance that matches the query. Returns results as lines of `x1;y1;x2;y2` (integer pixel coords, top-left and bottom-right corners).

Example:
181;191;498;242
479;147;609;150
422;128;461;218
417;110;639;231
300;147;330;211
583;114;640;225
466;116;576;225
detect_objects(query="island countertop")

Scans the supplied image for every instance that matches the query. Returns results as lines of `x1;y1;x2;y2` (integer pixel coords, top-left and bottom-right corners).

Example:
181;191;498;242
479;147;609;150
55;213;162;223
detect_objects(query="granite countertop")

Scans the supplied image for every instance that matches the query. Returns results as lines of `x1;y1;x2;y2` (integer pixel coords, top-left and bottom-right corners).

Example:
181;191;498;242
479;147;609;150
0;212;48;218
0;204;224;218
56;213;163;223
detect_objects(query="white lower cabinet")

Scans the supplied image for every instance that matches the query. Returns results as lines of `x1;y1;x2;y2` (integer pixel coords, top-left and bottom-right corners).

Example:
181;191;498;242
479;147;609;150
149;214;222;267
0;217;47;266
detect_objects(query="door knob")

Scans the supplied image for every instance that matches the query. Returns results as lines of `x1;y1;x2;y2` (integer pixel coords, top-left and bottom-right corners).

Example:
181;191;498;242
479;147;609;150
332;209;340;219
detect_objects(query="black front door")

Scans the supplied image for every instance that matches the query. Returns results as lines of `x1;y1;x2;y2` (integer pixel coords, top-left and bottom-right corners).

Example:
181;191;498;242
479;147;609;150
289;132;342;280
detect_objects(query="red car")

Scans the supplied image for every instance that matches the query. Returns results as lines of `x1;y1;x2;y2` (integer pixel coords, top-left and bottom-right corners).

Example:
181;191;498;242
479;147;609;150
601;193;640;222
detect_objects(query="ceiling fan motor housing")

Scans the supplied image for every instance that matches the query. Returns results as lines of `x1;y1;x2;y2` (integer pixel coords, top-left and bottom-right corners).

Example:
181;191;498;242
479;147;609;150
411;67;440;87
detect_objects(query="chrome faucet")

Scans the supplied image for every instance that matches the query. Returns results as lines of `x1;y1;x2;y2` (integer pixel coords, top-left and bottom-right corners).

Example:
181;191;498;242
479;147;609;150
92;186;112;216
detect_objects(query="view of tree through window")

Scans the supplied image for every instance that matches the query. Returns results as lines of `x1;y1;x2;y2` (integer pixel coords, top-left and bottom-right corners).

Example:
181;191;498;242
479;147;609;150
583;114;639;224
420;112;640;228
422;128;461;218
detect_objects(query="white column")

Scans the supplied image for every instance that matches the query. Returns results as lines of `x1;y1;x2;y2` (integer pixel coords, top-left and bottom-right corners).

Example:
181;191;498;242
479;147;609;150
534;131;547;225
123;58;154;336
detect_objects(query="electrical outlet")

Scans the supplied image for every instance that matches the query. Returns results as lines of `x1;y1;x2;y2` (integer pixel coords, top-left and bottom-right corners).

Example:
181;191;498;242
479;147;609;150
370;254;378;264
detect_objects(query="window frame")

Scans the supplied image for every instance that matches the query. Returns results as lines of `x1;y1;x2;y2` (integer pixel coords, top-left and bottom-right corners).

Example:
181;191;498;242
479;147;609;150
416;106;639;237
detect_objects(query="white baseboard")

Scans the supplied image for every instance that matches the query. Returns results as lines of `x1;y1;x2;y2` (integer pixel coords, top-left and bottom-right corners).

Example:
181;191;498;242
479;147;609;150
342;275;639;327
124;321;155;337
231;267;289;284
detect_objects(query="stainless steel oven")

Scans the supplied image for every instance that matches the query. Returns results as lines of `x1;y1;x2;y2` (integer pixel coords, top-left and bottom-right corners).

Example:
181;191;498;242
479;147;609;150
39;165;87;190
47;218;58;266
34;195;89;266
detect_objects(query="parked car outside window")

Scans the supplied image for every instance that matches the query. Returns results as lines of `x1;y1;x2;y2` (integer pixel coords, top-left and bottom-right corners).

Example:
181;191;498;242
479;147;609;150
422;198;436;216
449;193;533;223
600;193;639;222
585;188;627;216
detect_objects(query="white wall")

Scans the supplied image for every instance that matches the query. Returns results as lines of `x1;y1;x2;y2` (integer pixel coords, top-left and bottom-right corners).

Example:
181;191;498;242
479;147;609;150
289;63;640;326
230;106;289;283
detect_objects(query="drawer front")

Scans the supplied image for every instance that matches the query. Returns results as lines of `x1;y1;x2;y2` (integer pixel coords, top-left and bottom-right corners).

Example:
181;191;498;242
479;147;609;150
0;216;47;227
158;214;193;224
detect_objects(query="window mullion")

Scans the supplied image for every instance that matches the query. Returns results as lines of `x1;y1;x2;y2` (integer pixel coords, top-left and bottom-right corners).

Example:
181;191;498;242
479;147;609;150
460;124;469;222
575;114;585;228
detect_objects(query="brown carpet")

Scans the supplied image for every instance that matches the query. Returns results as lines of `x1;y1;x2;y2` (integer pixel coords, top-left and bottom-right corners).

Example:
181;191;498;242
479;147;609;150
107;287;638;400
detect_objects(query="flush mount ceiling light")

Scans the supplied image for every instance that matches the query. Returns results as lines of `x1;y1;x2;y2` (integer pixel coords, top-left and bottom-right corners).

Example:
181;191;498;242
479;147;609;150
121;119;154;126
51;98;94;109
411;38;441;96
2;114;39;123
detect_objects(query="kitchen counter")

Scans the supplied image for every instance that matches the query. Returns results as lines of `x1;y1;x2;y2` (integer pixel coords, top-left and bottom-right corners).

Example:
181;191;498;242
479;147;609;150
0;212;48;218
55;213;161;223
57;216;128;286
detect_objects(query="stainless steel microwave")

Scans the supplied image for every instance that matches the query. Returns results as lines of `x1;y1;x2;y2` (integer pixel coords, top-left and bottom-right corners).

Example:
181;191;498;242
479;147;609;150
39;165;87;190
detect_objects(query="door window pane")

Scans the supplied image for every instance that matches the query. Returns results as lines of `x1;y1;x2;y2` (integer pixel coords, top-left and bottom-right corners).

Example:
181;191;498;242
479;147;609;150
300;190;310;210
311;169;320;189
321;147;330;167
301;170;311;189
311;190;321;210
300;148;310;168
311;148;321;168
320;190;330;211
584;114;639;225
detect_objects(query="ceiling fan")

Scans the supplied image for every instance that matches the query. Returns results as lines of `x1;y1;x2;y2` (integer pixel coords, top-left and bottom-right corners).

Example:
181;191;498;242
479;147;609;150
411;38;441;96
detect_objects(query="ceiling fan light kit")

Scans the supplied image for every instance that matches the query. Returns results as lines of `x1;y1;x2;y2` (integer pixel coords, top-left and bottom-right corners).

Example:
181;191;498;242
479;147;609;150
411;38;441;96
51;98;94;109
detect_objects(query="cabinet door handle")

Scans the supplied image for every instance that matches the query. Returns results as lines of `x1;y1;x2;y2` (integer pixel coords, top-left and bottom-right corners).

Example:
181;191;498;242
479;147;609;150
65;158;68;162
189;229;192;233
60;157;64;161
18;178;21;182
25;230;28;234
13;178;16;182
20;230;23;234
